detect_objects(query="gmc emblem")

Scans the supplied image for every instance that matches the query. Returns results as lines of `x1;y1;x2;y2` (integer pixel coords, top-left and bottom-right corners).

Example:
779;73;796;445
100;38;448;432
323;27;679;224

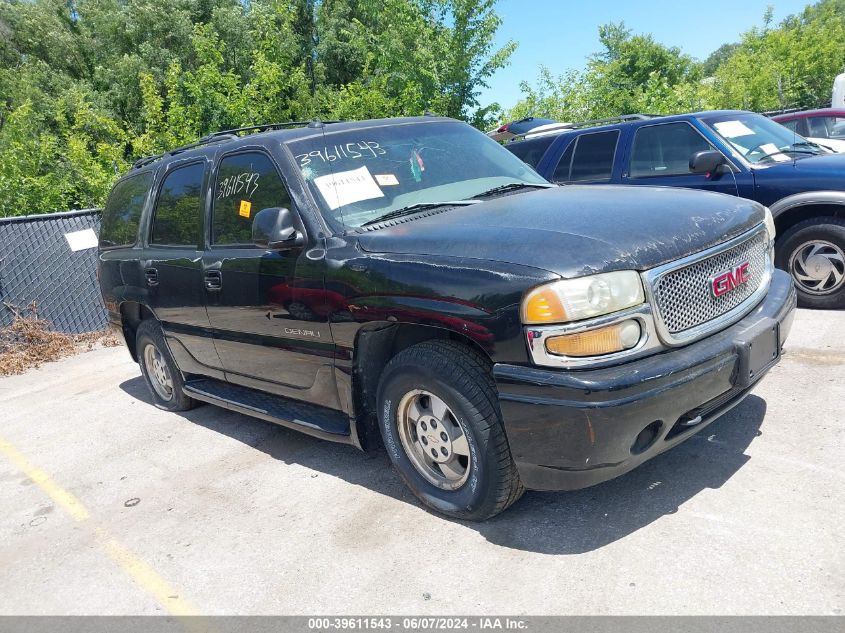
710;262;751;298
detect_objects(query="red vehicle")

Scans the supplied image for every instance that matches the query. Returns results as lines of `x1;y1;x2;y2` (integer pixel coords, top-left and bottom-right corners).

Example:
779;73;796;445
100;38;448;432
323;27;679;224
771;108;845;152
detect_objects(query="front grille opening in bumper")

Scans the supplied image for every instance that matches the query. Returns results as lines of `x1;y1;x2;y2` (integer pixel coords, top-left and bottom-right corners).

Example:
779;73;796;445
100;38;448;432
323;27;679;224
664;387;747;441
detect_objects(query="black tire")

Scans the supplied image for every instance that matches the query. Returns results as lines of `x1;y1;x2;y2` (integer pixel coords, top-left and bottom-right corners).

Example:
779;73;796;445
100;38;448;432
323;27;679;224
136;320;197;412
376;340;524;521
776;217;845;309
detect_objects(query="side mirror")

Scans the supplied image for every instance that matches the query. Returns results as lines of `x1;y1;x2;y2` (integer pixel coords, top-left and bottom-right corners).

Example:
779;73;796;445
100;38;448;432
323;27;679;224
690;150;727;176
252;207;304;249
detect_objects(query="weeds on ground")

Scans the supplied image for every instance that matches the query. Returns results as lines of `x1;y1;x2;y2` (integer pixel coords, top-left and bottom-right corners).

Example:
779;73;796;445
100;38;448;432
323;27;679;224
0;302;120;376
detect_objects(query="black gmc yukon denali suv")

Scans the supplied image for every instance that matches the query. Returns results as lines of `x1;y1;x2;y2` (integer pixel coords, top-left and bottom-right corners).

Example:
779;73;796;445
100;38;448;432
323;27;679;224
98;117;796;520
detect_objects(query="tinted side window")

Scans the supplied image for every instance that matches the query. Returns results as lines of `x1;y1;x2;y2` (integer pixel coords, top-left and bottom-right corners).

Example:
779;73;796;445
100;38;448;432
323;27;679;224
779;119;799;133
830;117;845;138
630;123;715;178
506;136;555;169
551;139;576;182
808;116;845;138
212;152;292;245
807;117;829;137
150;163;205;246
99;173;152;248
569;131;619;182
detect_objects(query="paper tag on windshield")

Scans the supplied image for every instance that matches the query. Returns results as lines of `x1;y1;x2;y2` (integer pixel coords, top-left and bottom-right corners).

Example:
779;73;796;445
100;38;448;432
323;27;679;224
714;121;754;138
375;174;399;186
760;143;790;162
314;165;384;210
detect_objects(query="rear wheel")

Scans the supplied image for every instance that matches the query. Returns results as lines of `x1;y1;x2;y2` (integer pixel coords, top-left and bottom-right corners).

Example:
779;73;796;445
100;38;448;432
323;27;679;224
377;340;524;521
136;320;197;411
776;218;845;309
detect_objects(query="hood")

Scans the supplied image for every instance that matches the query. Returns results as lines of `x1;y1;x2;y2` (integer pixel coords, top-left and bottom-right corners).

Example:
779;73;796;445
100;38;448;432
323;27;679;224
755;152;845;178
357;185;764;278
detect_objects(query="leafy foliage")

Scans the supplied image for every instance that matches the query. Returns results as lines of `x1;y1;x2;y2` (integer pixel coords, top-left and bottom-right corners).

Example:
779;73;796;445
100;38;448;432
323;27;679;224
509;1;845;124
0;0;514;216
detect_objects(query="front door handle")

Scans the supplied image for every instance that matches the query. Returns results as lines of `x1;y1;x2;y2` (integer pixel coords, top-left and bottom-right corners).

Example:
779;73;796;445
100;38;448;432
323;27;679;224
145;268;159;287
204;270;222;291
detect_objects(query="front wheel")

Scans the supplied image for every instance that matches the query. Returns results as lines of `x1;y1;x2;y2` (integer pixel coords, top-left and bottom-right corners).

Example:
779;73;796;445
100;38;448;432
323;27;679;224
776;217;845;309
376;340;524;521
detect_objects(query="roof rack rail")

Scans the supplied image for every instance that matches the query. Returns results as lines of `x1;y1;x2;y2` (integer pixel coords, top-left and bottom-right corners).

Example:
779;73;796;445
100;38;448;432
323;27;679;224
761;102;832;117
131;119;341;169
508;113;655;142
761;106;804;116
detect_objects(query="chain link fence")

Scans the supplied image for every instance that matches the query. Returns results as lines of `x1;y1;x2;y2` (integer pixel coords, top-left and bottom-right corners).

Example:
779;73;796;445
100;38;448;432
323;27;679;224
0;209;107;334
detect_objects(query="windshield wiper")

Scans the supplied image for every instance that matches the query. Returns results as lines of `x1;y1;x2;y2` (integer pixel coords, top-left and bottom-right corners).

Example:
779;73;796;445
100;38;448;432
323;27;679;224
786;141;826;154
757;147;819;164
361;200;480;226
470;182;555;199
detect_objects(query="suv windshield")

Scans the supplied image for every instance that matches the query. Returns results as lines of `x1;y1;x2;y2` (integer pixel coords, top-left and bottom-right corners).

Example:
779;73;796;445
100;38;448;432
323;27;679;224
700;112;831;165
286;120;548;228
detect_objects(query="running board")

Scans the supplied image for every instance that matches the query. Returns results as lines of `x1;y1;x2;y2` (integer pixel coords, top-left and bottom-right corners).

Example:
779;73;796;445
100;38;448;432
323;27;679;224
183;378;352;443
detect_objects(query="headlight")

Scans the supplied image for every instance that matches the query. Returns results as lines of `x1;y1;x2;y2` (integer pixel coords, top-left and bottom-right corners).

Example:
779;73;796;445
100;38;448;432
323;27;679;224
763;206;776;241
521;271;645;324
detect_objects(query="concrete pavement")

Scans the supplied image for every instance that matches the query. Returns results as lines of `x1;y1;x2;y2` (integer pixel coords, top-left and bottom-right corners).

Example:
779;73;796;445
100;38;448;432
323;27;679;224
0;309;842;615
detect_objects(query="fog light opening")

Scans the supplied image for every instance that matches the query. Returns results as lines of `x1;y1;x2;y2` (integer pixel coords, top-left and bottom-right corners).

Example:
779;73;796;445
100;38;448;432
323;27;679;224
631;420;662;455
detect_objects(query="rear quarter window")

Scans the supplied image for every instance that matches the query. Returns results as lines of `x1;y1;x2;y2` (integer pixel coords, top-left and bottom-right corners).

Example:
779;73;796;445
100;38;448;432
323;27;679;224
506;136;555;168
553;130;619;183
99;173;152;248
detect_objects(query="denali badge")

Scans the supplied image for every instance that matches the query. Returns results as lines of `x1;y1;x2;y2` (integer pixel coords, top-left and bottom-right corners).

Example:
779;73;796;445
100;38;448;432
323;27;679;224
710;262;751;298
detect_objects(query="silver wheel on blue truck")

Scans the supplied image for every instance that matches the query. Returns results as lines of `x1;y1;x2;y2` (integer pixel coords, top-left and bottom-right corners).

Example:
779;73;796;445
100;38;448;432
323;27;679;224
777;217;845;309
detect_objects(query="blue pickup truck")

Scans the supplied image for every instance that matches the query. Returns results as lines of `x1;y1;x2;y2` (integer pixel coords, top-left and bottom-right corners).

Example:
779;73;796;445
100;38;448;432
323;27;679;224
506;110;845;309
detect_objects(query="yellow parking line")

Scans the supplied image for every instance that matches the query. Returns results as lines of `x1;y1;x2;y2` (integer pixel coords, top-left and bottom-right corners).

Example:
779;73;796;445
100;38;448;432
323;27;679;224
96;528;199;617
0;435;90;521
0;432;200;617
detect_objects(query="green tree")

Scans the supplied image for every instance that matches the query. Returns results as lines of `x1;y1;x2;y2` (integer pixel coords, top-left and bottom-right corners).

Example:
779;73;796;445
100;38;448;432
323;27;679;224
0;0;515;216
508;21;708;123
712;0;845;110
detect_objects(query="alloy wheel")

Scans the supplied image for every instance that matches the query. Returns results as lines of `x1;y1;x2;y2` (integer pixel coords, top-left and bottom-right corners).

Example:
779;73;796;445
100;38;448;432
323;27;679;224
789;240;845;295
143;343;174;401
396;389;471;490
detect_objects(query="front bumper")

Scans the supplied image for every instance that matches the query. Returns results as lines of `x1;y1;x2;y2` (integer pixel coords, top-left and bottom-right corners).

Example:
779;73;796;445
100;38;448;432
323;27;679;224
494;269;797;491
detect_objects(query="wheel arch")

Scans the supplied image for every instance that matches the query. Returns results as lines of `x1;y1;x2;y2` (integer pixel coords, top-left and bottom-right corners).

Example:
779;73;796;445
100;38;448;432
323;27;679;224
770;192;845;238
118;301;158;361
350;322;493;450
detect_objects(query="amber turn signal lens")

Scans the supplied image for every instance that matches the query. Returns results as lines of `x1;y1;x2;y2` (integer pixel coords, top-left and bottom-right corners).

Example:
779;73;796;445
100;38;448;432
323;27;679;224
523;287;567;324
545;320;641;357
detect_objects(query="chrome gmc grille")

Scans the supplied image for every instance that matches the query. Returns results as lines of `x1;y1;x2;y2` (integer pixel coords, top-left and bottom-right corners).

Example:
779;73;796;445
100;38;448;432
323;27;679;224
651;228;770;337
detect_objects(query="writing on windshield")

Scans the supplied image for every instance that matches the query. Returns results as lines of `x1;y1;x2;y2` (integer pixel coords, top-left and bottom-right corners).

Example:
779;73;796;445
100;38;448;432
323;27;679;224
286;121;547;228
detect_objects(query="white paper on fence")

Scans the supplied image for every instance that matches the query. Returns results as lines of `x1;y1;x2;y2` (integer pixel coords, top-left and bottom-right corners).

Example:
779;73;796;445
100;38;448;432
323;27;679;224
713;120;754;138
314;165;384;210
759;143;791;162
64;228;99;252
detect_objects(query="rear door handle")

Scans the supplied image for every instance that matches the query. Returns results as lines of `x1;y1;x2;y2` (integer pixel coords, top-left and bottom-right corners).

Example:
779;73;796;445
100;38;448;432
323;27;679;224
204;270;222;291
145;268;159;287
